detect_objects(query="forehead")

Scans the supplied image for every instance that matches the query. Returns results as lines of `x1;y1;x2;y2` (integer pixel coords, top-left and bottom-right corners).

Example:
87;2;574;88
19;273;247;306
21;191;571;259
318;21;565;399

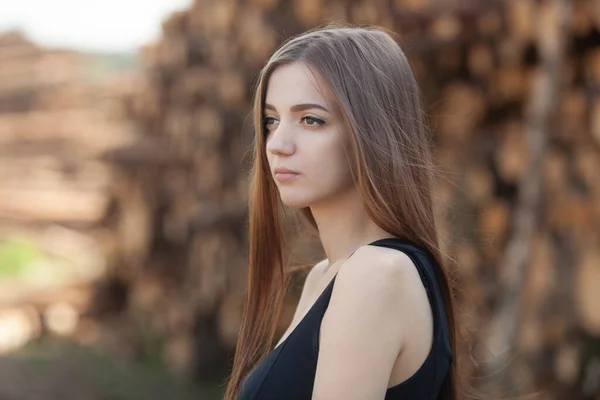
265;62;335;108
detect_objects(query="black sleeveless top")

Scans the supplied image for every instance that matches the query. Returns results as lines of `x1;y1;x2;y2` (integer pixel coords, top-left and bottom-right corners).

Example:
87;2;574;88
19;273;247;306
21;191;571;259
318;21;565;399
237;237;453;399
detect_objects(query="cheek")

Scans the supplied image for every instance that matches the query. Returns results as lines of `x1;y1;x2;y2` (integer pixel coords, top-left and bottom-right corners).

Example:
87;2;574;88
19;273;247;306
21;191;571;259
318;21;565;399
306;145;352;186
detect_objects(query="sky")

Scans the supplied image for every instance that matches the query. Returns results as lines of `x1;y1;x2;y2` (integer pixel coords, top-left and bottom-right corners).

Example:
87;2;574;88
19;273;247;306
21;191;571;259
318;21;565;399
0;0;193;52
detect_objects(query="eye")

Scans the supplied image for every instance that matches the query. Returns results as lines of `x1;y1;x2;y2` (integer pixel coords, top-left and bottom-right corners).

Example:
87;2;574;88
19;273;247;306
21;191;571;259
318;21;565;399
302;116;325;126
263;116;278;129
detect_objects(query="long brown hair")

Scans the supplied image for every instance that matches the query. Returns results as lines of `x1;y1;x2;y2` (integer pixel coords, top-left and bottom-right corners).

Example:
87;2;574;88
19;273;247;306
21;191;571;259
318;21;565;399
224;23;461;400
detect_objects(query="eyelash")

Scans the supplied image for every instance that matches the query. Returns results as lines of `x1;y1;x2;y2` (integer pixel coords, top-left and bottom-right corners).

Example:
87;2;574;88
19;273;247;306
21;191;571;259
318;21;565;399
263;116;325;130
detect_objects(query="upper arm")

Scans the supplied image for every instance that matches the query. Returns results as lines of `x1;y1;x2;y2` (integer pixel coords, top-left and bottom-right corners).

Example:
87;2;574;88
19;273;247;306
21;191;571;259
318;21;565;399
312;246;426;400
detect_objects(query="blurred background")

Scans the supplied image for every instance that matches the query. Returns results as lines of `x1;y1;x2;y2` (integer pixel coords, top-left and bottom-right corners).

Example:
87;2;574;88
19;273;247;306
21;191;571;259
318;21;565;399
0;0;598;399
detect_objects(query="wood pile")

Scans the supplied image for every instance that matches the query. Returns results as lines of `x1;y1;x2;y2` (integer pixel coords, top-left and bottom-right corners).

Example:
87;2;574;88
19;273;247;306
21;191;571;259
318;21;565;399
0;31;144;358
0;31;140;226
100;0;600;397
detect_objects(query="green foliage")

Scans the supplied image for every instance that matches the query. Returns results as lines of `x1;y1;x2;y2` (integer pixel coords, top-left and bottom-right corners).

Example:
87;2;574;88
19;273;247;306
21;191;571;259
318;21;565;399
4;337;225;400
83;52;139;81
0;239;40;277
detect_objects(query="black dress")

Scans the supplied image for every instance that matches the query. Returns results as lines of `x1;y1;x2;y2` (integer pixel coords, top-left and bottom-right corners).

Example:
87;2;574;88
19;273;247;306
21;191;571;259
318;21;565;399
237;237;453;399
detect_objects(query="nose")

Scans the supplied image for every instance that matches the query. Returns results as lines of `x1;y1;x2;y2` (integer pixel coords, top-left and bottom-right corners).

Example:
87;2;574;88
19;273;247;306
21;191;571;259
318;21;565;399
266;124;296;156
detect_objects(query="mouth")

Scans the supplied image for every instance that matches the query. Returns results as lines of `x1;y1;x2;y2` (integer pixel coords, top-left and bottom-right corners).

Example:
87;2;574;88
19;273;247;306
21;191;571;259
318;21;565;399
274;172;299;183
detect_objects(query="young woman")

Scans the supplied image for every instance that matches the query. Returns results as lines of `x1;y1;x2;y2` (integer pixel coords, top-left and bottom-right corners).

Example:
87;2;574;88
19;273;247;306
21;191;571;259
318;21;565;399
224;24;458;400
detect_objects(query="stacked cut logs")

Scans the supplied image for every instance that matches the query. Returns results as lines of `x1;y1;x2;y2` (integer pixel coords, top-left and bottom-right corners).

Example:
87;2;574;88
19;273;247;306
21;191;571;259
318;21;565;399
0;31;140;226
0;31;146;358
100;0;600;397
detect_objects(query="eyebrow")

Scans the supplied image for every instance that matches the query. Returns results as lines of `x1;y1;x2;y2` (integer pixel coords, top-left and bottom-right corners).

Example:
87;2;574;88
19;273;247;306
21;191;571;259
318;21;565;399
264;103;330;113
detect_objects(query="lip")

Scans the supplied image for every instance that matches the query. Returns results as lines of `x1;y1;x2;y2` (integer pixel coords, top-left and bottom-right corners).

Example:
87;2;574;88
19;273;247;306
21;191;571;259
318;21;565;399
275;172;299;183
274;167;299;174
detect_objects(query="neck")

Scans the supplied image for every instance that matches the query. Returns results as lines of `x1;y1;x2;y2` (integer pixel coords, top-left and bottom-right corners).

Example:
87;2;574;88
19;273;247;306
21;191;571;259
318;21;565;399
309;187;396;267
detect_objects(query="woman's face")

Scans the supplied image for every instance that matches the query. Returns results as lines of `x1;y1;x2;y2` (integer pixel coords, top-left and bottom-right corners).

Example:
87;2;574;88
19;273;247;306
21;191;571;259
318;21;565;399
264;62;355;209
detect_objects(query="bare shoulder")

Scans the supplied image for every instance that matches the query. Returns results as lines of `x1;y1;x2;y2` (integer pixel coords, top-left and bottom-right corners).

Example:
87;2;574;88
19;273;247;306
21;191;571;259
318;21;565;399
313;244;433;397
311;257;329;276
336;244;424;292
289;258;328;323
304;258;328;290
327;243;432;342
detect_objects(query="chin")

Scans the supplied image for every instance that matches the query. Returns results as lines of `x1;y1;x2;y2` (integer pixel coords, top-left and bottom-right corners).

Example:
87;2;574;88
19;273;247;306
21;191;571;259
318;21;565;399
279;197;311;209
278;191;316;209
